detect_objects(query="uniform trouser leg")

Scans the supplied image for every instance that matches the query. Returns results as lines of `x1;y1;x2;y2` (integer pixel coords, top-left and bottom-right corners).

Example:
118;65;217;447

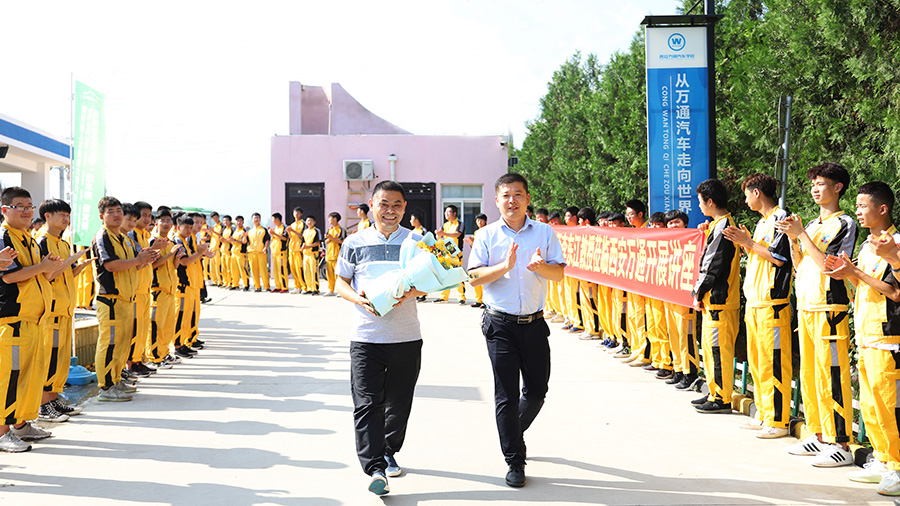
220;250;232;287
440;283;466;302
746;304;792;428
149;290;175;362
250;252;270;290
563;276;579;322
43;316;73;394
578;282;600;335
627;294;649;362
859;347;900;470
474;285;484;305
210;251;221;285
95;297;134;389
556;279;567;319
813;314;852;443
302;254;319;292
701;308;738;403
545;282;556;313
273;252;288;291
667;304;698;374
290;251;307;291
187;288;201;346
482;312;551;466
616;295;628;344
0;321;44;424
237;254;250;288
650;301;672;370
326;259;337;293
174;288;198;348
130;293;152;362
798;310;821;434
350;339;422;475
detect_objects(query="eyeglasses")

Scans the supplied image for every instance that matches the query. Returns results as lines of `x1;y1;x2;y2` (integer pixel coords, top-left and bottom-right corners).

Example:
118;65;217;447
2;205;36;212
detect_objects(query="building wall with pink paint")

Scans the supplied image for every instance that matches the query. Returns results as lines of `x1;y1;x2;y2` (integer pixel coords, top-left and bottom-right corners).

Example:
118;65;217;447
272;82;509;247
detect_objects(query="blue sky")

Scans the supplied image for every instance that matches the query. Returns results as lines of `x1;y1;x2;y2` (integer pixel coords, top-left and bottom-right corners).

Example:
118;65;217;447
1;0;677;219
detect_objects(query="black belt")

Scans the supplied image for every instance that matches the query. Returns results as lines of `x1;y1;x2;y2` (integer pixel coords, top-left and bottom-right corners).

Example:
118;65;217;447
485;308;544;325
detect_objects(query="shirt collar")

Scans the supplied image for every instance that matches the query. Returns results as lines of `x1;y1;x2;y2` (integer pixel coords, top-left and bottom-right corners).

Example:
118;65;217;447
499;216;535;234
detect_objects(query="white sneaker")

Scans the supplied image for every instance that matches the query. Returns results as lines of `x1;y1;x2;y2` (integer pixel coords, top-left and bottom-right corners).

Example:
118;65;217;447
0;431;31;452
740;418;763;430
878;470;900;496
10;422;51;441
786;435;824;456
811;444;853;467
115;380;137;393
98;387;132;402
756;426;789;439
323;291;336;297
848;458;889;483
289;288;300;294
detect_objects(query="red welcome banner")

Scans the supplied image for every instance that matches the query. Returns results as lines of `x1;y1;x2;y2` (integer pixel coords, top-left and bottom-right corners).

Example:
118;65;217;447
553;225;704;306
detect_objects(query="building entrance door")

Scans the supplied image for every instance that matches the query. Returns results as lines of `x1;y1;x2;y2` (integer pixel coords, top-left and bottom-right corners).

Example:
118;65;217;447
285;183;325;227
399;182;436;233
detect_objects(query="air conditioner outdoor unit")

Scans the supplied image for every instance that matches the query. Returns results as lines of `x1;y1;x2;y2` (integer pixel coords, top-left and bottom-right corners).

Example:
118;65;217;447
343;160;375;181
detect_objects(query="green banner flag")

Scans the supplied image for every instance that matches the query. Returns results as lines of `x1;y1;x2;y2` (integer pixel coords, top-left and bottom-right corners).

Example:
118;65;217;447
71;81;106;246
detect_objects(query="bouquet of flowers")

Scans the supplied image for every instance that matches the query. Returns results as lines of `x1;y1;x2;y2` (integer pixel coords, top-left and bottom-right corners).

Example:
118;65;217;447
366;232;469;316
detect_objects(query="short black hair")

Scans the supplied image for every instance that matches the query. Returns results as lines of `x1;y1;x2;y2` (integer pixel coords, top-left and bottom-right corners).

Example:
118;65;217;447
176;215;194;227
328;212;341;221
1;187;31;206
157;208;173;220
741;173;778;200
608;212;626;223
98;196;121;214
134;201;152;212
858;181;895;215
222;214;232;221
696;179;729;210
577;206;596;224
597;211;612;220
293;206;304;214
527;205;534;213
548;211;561;221
235;215;244;221
495;172;529;194
475;213;488;221
39;199;71;221
31;217;44;227
649;212;666;224
122;203;140;218
808;162;851;197
357;203;369;214
251;212;261;219
372;180;406;200
625;199;646;216
409;208;424;223
306;215;316;222
272;212;283;221
210;212;219;218
565;206;579;217
445;204;459;214
664;209;690;226
536;208;549;217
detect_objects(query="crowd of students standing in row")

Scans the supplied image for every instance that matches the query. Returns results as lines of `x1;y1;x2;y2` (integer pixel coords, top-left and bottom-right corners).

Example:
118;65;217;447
532;164;900;497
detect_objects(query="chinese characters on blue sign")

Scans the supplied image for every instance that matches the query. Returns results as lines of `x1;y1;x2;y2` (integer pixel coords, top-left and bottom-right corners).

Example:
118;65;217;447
646;27;709;228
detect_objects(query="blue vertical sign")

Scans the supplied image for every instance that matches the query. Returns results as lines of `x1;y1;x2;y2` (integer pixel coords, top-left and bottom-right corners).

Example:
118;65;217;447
645;27;709;227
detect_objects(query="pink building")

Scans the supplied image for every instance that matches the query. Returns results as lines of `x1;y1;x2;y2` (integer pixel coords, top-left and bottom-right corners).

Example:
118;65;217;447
270;82;509;239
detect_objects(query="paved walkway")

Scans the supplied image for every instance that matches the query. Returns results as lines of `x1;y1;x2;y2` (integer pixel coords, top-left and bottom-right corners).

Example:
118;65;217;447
0;286;893;505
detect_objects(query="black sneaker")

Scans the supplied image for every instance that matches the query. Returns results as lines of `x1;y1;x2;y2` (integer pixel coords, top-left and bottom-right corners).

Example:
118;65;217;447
665;371;684;385
39;402;69;422
416;296;427;302
695;399;732;414
126;366;151;378
194;339;205;346
242;287;249;292
675;373;698;390
133;362;156;375
254;288;261;292
51;399;82;416
458;299;467;305
190;342;205;350
691;395;708;405
655;369;674;380
505;464;526;487
175;347;195;358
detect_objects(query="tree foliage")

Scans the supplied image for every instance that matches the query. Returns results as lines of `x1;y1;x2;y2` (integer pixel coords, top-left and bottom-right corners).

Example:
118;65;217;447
517;0;900;227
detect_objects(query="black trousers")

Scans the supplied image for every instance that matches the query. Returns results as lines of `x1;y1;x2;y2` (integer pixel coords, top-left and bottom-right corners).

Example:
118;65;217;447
482;312;551;466
350;339;422;475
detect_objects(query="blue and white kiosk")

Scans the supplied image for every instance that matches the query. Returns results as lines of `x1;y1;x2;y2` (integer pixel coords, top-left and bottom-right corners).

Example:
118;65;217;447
0;112;71;202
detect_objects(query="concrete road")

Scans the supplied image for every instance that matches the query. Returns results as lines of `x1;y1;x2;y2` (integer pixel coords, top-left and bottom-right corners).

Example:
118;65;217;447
0;286;890;505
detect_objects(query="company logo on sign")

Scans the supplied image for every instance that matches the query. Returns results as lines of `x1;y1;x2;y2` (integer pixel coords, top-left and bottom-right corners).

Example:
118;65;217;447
668;33;686;51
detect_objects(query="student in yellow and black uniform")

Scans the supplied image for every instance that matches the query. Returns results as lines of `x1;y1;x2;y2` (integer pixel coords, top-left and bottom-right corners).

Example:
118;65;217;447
269;213;289;293
218;215;234;288
661;210;700;389
173;213;209;358
778;163;857;467
409;209;428;302
0;188;60;449
623;201;651;368
323;212;346;297
125;201;158;379
287;207;307;294
36;199;91;422
93;196;159;402
644;212;674;378
594;212;616;350
826;182;900;492
463;213;488;308
208;212;223;286
435;204;466;304
575;207;602;339
148;208;182;368
690;179;741;414
75;244;95;309
247;212;271;292
229;215;250;291
301;215;323;295
356;203;371;233
722;174;793;438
